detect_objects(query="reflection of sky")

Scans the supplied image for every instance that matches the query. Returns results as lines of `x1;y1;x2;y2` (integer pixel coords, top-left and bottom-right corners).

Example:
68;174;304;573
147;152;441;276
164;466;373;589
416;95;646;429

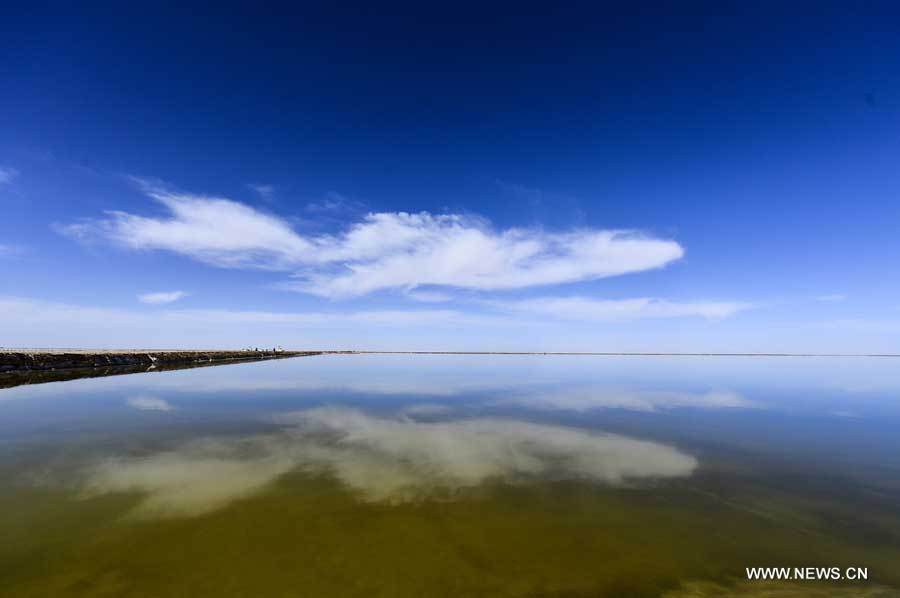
83;407;697;518
3;354;900;410
2;355;900;474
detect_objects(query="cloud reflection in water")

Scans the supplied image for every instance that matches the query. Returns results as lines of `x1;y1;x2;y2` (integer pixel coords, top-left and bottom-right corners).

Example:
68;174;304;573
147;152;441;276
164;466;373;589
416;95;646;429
81;407;697;518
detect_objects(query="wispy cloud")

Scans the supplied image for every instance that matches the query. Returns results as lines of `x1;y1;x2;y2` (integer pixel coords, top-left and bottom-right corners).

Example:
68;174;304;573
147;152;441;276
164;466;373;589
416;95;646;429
405;290;454;303
491;296;752;321
0;295;503;331
127;396;174;411
79;407;696;517
0;166;18;184
0;244;25;259
495;179;550;207
247;183;275;201
60;180;684;298
305;191;365;214
0;294;758;351
138;291;188;304
493;179;588;228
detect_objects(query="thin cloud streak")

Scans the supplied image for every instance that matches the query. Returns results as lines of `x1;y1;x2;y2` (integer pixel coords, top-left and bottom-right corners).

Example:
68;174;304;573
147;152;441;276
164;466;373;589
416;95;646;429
0;294;755;350
491;296;753;321
405;290;454;303
0;295;509;331
0;294;752;339
127;396;174;411
247;183;275;201
138;291;188;304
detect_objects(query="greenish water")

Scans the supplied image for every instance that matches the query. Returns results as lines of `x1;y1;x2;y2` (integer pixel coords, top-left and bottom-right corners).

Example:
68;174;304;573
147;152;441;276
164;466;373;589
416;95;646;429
1;355;899;596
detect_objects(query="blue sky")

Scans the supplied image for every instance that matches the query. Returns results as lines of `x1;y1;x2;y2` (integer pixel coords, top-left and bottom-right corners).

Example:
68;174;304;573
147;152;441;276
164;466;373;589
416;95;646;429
1;4;899;351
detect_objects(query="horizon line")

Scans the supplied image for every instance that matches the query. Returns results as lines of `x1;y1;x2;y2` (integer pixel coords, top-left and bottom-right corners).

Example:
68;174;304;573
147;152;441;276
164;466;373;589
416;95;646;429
339;351;900;357
4;348;899;358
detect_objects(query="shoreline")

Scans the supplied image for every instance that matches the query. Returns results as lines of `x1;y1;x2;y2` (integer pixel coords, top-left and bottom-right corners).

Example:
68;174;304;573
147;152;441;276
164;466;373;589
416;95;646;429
0;349;324;374
1;348;897;371
1;348;896;391
337;351;900;357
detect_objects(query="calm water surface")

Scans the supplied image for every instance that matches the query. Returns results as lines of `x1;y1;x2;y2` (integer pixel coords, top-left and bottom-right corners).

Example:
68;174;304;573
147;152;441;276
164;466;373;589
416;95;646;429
1;355;899;597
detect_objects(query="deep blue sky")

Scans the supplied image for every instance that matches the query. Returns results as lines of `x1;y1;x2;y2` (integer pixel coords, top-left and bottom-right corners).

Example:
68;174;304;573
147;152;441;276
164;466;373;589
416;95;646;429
1;3;899;350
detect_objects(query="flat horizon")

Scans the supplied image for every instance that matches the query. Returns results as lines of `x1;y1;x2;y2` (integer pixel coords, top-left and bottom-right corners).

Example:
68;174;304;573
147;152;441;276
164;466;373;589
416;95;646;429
3;348;900;357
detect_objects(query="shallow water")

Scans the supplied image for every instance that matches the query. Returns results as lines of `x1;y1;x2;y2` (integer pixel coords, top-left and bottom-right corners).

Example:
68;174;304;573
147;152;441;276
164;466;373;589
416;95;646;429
1;355;899;597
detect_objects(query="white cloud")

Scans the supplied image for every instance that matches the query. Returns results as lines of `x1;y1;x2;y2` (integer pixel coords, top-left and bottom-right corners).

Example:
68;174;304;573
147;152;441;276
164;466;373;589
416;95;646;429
0;166;17;184
60;180;684;298
290;216;684;298
138;291;188;304
127;396;174;411
492;296;751;321
61;180;313;270
80;407;696;517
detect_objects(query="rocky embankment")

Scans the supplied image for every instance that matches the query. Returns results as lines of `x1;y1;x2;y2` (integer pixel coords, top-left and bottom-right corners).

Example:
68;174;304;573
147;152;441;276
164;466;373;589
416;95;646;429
0;349;321;373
